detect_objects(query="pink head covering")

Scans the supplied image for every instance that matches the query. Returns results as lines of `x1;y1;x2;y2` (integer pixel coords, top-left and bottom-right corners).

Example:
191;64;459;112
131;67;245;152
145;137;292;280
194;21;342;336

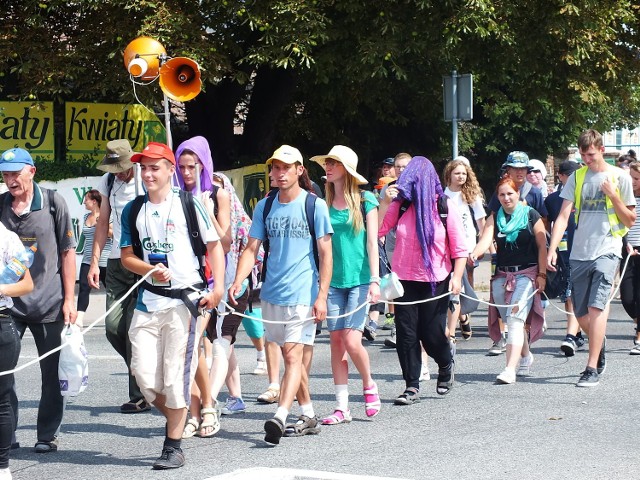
175;136;214;193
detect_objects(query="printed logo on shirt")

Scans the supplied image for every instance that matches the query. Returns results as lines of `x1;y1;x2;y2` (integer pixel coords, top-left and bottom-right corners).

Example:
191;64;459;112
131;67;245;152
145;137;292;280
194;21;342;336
265;216;310;239
142;237;173;254
151;210;160;218
167;219;176;234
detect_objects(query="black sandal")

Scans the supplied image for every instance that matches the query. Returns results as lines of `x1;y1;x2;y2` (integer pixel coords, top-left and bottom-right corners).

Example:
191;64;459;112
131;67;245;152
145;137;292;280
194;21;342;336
460;314;472;340
436;362;455;395
394;387;420;405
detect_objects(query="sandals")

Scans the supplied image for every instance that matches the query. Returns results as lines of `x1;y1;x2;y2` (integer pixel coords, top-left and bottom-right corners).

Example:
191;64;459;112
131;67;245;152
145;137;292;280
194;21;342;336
182;406;220;439
436;362;455;395
257;387;280;404
198;407;220;438
120;398;151;414
460;314;472;340
363;383;382;417
321;409;352;425
394;387;420;405
283;415;321;437
34;437;58;453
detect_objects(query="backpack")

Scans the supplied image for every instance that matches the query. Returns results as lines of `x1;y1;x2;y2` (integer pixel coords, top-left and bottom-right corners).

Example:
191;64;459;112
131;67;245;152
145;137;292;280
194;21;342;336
0;188;60;250
128;189;207;288
261;189;318;282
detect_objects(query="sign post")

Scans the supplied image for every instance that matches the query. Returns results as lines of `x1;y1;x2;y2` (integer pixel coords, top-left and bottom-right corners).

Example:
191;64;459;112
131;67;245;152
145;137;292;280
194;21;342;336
443;70;473;159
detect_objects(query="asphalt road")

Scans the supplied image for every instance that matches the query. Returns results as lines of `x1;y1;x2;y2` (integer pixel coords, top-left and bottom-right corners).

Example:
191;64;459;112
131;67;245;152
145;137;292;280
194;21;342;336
7;265;640;480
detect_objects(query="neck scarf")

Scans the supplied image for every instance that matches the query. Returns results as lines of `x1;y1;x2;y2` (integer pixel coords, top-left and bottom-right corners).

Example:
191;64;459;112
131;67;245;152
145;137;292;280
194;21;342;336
496;203;530;246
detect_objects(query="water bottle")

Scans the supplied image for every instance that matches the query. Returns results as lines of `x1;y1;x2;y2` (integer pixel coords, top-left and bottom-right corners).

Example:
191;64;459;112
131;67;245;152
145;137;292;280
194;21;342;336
0;244;37;284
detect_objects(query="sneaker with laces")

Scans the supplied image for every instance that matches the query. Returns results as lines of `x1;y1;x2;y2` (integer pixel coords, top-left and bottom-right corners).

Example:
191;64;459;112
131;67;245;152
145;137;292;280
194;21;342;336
517;353;534;376
597;337;606;374
575;332;586;350
363;322;377;341
221;396;246;415
630;340;640;355
561;335;577;357
253;360;267;375
496;368;516;384
152;446;185;469
487;337;506;356
382;313;395;330
576;367;599;387
384;326;396;348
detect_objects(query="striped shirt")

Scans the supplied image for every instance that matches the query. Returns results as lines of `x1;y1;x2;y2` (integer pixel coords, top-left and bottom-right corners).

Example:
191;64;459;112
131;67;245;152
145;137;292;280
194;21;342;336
81;213;112;266
627;197;640;247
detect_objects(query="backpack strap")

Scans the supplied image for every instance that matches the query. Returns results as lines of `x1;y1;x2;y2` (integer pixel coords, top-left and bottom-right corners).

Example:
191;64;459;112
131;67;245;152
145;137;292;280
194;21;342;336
260;189;279;282
305;192;319;271
179;189;207;284
106;173;115;198
209;184;220;218
128;195;147;262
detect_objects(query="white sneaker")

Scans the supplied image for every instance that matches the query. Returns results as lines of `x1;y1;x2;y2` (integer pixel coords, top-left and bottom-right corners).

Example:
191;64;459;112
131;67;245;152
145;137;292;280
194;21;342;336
253;360;267;375
0;468;12;480
496;368;516;384
517;353;534;376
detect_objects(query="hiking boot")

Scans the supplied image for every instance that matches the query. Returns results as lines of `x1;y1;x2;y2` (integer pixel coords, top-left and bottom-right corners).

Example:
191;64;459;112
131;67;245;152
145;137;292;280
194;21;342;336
221;396;246;415
382;313;395;330
561;335;577;357
487;337;506;356
384;326;396;348
152;446;185;469
283;415;321;437
264;417;285;445
576;367;599;387
597;337;606;374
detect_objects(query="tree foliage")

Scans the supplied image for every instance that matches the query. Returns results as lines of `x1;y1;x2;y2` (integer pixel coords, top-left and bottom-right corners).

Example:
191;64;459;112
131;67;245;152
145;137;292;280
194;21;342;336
2;0;640;184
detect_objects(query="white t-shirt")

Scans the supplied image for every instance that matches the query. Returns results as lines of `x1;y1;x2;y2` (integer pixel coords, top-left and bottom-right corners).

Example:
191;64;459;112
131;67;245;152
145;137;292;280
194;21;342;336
0;223;25;309
97;173;144;259
121;188;219;312
444;188;486;252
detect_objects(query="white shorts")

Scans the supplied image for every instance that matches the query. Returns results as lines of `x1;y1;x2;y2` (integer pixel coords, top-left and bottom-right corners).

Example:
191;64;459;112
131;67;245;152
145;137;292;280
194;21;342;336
261;302;316;346
129;304;202;409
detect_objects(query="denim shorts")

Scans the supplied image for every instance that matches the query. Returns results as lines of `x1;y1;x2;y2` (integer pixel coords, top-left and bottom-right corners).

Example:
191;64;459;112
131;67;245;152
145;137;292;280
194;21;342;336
491;274;535;323
326;284;369;332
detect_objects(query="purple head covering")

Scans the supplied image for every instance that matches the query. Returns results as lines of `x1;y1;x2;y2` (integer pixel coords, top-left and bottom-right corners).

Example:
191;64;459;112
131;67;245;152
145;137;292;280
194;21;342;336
395;156;444;280
175;136;214;194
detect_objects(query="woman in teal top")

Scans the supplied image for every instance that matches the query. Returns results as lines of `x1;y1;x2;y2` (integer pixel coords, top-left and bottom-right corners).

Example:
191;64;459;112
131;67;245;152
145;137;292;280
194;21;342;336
311;145;381;425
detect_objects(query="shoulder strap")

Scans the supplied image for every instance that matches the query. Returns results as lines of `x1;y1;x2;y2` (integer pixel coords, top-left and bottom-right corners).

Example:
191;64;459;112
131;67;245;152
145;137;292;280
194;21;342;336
106;173;115;198
398;200;411;218
305;193;319;271
437;194;449;231
129;195;146;261
210;184;220;218
260;189;279;282
179;189;207;282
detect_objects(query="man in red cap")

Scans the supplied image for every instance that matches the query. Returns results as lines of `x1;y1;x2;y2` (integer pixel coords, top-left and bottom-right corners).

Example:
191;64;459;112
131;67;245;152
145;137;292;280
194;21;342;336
120;142;225;469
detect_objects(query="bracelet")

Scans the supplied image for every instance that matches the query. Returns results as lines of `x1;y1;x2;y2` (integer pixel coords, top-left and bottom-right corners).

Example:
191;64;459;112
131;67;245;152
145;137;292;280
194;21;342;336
369;276;381;285
537;272;547;279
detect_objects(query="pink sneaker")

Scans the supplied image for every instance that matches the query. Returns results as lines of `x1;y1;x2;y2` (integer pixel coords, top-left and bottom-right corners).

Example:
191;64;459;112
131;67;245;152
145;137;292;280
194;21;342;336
364;383;381;418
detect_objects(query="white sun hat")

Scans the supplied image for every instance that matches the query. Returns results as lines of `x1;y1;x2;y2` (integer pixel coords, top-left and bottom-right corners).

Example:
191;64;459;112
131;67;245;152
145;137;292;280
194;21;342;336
310;145;368;185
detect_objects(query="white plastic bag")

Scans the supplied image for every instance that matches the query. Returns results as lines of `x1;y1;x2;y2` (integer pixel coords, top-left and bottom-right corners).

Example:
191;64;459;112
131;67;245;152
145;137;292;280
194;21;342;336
58;324;89;396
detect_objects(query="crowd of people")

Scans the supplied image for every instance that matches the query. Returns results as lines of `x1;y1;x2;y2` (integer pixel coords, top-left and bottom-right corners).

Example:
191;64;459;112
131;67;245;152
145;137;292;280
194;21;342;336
0;128;638;475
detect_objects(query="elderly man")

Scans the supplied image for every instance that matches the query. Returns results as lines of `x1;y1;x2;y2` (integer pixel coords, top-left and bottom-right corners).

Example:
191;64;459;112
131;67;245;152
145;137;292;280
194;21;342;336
87;139;149;413
0;148;77;453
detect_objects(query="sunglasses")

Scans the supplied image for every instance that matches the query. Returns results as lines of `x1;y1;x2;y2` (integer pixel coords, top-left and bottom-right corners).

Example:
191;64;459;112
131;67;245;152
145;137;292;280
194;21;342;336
530;169;541;174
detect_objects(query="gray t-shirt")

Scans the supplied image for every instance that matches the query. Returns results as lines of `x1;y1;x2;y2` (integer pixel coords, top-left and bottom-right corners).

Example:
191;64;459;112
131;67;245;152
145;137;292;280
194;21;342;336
561;167;634;261
0;184;76;323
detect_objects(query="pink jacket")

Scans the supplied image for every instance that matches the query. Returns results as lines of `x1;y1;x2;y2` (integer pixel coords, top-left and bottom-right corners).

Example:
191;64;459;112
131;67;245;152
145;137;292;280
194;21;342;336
379;198;468;282
488;265;545;343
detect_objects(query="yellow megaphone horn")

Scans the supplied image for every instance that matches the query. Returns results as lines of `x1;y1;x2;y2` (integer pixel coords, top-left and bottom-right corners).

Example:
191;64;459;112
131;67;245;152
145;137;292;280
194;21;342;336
159;57;202;102
123;37;166;81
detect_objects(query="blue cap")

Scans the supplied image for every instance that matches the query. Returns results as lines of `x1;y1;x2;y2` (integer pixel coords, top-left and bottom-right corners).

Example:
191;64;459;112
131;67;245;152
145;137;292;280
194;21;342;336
382;157;395;166
503;151;530;169
0;148;35;172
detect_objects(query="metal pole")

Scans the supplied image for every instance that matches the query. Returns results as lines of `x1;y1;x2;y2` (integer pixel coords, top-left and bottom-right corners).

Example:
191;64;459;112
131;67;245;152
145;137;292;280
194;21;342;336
452;69;458;159
163;93;172;149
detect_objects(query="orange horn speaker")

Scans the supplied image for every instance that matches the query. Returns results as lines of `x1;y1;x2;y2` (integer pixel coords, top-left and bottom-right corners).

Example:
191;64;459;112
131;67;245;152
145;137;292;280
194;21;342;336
159;57;202;102
123;37;166;81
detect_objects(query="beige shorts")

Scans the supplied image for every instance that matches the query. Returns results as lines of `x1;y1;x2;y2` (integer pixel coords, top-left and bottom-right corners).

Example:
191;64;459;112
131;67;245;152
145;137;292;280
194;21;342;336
261;302;316;346
129;304;201;409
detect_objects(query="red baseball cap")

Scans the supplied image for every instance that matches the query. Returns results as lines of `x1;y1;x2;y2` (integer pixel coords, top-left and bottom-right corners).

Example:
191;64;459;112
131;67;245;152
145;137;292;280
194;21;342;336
131;142;176;165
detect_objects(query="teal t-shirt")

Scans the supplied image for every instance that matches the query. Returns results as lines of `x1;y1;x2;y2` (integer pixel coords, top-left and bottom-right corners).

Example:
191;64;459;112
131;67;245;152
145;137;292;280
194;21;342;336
330;190;379;288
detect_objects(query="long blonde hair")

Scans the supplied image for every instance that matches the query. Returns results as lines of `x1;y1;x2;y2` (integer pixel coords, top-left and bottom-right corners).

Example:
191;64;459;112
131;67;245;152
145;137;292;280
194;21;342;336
326;171;365;233
443;160;484;205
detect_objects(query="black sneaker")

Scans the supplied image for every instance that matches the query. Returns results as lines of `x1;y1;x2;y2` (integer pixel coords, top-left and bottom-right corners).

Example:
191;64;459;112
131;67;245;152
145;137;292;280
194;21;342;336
597;336;606;374
152;446;185;469
264;417;285;445
576;367;599;387
575;332;586;350
363;324;377;341
561;335;577;357
384;326;396;348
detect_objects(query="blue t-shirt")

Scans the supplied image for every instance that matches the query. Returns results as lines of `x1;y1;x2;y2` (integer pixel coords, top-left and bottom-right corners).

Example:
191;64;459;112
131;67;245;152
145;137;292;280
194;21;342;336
250;190;333;306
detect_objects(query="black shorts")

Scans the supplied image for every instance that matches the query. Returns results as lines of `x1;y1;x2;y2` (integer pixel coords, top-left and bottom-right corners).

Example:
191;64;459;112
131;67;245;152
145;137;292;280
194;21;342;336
205;289;249;344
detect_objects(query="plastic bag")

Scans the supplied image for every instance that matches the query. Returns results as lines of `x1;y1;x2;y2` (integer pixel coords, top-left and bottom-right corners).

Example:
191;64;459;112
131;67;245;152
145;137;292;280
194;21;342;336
58;324;89;397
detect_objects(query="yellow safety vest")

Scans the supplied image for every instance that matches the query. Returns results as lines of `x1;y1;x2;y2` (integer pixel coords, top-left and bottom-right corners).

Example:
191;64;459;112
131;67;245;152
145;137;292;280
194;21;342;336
574;166;628;238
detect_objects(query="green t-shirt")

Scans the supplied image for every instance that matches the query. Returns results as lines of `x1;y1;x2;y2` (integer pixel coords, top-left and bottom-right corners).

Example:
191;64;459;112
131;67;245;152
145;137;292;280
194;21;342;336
329;190;379;288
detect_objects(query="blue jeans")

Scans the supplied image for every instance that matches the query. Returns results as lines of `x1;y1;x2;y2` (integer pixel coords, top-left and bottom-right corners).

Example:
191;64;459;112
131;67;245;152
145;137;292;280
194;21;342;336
326;285;369;331
0;316;20;468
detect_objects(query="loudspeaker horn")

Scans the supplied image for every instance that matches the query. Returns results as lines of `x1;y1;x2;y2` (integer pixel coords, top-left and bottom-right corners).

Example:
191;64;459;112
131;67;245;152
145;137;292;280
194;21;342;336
159;57;202;102
123;37;167;81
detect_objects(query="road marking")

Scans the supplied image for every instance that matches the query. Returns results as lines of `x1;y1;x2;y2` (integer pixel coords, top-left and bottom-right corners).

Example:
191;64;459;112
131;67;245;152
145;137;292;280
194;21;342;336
206;468;405;480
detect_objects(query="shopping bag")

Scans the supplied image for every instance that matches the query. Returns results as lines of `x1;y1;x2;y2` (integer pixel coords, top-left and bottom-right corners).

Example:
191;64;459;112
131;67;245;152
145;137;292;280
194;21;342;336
59;324;89;396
